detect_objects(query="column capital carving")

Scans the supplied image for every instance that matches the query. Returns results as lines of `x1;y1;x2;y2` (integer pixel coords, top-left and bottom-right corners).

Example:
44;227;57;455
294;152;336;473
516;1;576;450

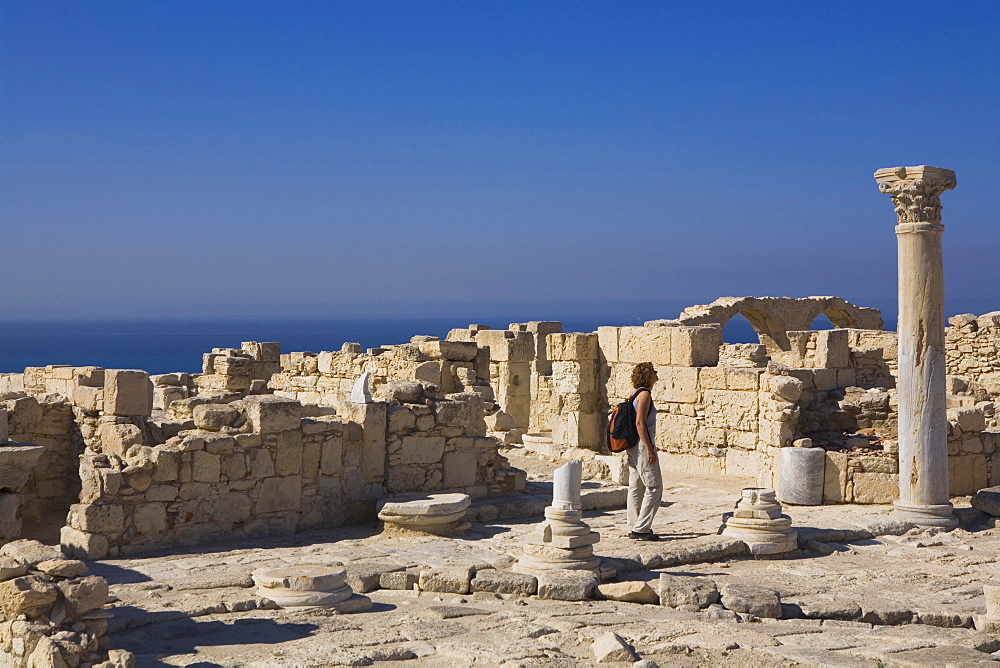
874;165;957;225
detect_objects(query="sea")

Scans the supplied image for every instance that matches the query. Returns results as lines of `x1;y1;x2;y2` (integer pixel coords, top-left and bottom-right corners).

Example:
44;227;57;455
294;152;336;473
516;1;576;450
0;315;764;375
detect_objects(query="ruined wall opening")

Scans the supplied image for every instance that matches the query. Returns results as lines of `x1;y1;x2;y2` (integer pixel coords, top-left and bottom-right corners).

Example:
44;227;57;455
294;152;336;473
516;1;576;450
809;313;836;330
722;313;760;344
820;307;856;329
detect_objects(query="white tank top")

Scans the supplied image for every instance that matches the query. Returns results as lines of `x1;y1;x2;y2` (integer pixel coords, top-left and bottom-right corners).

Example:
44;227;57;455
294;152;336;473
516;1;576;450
632;388;656;442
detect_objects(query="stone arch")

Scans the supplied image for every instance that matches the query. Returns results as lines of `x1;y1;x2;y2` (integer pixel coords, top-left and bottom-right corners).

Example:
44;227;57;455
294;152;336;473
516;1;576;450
649;296;885;353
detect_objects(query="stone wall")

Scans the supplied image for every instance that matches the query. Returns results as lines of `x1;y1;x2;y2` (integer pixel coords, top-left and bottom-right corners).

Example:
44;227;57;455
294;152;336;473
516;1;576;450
59;390;514;558
947;312;1000;401
5;395;83;524
269;338;493;407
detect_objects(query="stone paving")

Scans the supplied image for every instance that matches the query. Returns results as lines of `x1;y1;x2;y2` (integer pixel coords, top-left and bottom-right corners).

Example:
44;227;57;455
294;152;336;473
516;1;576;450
83;450;1000;666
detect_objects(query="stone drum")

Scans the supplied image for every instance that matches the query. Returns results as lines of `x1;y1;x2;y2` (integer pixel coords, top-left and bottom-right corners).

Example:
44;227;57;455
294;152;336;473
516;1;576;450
253;565;372;612
377;492;472;535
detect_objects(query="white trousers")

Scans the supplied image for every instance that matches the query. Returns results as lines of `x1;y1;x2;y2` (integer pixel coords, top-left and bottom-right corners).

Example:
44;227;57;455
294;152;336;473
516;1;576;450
626;445;663;533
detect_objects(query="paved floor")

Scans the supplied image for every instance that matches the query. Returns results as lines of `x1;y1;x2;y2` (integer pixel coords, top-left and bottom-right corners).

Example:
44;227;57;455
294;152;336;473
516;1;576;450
84;449;1000;666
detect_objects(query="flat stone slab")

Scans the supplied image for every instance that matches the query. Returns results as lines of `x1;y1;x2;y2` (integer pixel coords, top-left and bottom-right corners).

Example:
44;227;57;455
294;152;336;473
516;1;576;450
377;493;471;518
972;486;1000;516
254;566;347;592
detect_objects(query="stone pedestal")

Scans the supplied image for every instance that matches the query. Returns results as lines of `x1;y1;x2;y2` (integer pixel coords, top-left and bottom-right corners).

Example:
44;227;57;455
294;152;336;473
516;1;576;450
377;493;471;535
975;585;1000;633
721;488;797;555
875;165;958;529
516;460;600;575
778;445;825;506
253;566;372;612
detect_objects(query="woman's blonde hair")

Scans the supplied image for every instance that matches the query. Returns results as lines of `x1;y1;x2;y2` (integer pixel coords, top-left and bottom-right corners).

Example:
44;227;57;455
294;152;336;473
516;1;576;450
631;362;656;389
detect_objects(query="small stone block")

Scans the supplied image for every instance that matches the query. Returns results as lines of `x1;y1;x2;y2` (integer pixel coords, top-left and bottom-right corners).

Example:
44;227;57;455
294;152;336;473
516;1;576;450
470;570;537;596
536;570;598;601
419;567;473;594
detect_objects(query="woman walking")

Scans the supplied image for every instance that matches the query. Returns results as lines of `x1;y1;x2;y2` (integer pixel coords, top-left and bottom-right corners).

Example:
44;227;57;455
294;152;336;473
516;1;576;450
627;362;663;540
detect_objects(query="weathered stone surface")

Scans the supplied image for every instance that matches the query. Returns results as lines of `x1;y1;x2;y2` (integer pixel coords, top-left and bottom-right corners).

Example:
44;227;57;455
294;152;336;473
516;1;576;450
658;574;719;609
255;566;347;592
243;395;302;433
0;575;58;616
720;583;782;618
0;539;62;566
596;579;658;604
60;526;109;560
972;486;1000;516
592;631;638;663
254;476;301;514
58;575;109;615
35;559;87;578
104;369;153;416
347;563;405;593
0;555;27;581
193;404;241;431
379;568;420;590
470;570;537;596
419;567;473;594
536;570;597;601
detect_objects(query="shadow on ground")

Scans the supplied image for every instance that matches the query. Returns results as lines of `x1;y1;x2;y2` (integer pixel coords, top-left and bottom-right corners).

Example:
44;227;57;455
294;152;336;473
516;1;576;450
113;614;319;667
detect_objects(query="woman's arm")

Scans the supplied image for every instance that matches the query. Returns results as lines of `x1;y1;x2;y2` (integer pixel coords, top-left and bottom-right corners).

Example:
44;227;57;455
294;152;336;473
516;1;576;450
634;390;657;465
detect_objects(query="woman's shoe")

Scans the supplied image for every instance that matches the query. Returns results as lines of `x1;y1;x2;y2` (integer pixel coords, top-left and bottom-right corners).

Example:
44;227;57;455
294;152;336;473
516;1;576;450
628;531;660;541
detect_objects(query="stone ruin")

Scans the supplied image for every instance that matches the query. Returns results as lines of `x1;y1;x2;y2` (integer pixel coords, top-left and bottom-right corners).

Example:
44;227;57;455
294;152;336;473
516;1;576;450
0;164;996;664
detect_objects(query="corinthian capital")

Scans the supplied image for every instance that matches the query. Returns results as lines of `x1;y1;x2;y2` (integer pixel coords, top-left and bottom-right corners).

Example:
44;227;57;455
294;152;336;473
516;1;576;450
874;166;957;225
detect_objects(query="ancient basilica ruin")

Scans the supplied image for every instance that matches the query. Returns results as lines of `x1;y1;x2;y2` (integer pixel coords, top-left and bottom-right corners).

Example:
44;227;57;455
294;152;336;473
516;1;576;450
2;167;1000;666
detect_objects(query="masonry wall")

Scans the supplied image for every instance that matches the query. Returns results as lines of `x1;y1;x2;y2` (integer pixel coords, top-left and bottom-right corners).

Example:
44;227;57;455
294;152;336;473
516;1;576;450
947;311;1000;401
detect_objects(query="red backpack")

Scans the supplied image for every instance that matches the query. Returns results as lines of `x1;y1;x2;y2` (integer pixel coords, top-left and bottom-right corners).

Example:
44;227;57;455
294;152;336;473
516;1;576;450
607;388;647;452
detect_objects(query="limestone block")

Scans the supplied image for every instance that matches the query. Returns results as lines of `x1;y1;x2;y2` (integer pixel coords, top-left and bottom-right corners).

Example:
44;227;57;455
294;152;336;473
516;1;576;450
243;396;302;433
673;325;721;367
320;436;343;475
219;492;252;523
727;367;765;391
71;503;124;533
972;487;1000;516
950;406;987;432
418;566;473;594
470;570;537;596
443;449;478;488
58;575;109;615
274;431;304;476
242;341;281;363
0;556;27;580
547;333;598;361
597;327;619;363
435;399;470;427
815;329;850;368
655;413;699;447
536;570;598;601
380;568;420;590
103;369;153;416
0;576;58;616
851;472;899;504
475;330;535;362
950;454;988;496
719;583;781;618
0;540;61;567
658;367;699;403
400;436;446;464
132;503;167;534
419;340;479;362
60;526;109;560
592;631;639;663
596;580;658;604
658;574;719;609
703;389;758;432
340;401;387;483
255;476;302;514
153;386;187;411
193;404;241;431
73;385;104;411
192;451;221;483
35;558;86;578
151;448;180;482
98;423;144;457
618;326;672;365
769;375;803;402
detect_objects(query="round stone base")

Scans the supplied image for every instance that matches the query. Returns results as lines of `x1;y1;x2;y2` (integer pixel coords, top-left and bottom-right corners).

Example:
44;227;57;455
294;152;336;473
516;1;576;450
891;501;959;528
513;555;601;576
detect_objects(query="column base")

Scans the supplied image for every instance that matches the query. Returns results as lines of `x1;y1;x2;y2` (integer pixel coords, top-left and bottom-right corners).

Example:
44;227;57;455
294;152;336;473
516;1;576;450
891;501;959;529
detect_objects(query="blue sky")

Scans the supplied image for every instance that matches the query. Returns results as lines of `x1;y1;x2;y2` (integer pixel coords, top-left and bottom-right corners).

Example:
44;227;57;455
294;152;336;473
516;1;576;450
2;1;997;321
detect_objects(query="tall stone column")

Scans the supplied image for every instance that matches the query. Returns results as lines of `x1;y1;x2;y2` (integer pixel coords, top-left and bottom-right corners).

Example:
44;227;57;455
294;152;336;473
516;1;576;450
874;165;958;528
